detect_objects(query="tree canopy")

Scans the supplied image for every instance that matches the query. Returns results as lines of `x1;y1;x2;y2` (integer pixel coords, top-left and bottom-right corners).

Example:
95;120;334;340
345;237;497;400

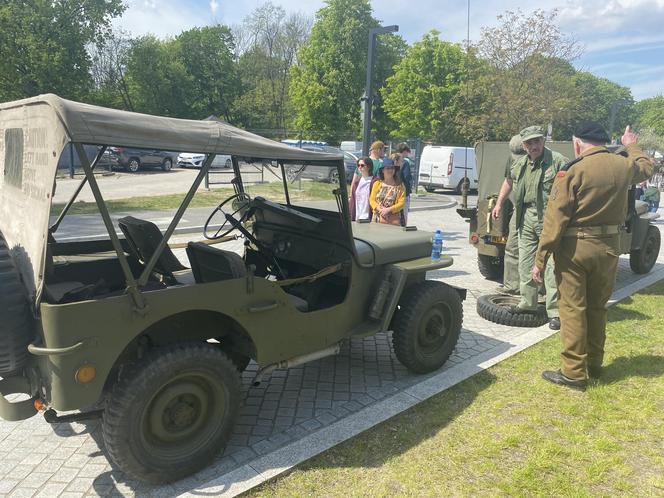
382;32;470;144
0;0;125;101
288;0;405;142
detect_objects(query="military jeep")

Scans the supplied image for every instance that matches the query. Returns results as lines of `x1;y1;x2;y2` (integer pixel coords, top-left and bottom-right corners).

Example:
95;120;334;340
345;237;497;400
458;140;661;280
0;95;465;483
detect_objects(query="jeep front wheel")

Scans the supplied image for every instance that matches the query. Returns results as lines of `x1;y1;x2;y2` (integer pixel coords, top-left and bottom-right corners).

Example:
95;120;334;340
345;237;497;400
391;281;462;374
102;342;241;483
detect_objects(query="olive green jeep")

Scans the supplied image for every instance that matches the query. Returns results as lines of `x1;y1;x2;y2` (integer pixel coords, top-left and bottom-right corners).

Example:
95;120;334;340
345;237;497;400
458;140;661;280
0;95;465;483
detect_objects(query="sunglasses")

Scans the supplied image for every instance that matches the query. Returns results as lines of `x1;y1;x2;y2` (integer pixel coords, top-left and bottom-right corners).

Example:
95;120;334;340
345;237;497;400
358;163;367;168
383;165;395;170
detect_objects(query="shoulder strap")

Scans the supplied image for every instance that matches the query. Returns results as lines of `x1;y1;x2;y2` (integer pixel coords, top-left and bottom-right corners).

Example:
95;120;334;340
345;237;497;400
561;148;611;172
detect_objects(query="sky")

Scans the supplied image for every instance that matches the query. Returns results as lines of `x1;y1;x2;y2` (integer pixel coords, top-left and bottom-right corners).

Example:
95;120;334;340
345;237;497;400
113;0;664;101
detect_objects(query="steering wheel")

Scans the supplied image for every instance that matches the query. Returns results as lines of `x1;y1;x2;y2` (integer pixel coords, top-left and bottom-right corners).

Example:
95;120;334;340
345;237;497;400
204;192;252;240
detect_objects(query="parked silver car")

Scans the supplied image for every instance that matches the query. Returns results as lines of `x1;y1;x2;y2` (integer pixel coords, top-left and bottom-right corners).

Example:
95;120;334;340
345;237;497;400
178;152;232;169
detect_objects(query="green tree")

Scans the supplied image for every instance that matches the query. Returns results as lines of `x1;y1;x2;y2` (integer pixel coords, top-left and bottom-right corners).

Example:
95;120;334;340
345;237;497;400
176;26;239;121
471;9;582;140
635;95;664;136
0;0;125;101
233;3;311;136
382;32;471;144
570;72;634;141
89;30;134;110
289;0;404;142
124;36;192;117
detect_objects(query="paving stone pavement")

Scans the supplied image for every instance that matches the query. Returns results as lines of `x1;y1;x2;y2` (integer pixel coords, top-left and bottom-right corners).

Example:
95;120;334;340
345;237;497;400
1;202;663;497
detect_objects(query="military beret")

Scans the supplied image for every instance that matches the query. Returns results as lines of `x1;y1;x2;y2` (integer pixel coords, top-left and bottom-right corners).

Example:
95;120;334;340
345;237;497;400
573;121;609;143
520;126;544;142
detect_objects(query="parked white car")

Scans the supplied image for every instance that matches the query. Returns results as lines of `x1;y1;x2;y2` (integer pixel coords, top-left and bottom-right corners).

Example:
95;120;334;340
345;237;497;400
418;145;477;193
178;152;232;168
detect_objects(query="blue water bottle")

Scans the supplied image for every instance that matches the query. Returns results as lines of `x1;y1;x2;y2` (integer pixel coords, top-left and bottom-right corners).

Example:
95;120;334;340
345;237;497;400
431;229;443;261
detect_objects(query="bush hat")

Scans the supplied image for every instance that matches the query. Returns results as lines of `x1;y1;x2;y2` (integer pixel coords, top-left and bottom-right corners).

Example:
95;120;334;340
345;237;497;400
573;121;610;143
509;134;526;160
370;140;385;151
520;126;544;142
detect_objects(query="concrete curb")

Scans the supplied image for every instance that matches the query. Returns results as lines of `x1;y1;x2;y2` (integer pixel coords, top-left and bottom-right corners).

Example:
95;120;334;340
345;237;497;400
180;266;664;498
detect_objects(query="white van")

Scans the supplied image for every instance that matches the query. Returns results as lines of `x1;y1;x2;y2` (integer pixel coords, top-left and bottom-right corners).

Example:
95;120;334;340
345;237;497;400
418;145;477;193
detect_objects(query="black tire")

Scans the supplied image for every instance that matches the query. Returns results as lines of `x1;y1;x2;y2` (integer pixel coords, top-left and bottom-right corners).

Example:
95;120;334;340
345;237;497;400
161;158;172;172
0;230;34;374
477;254;504;280
476;294;548;327
102;342;241;483
425;186;436;193
629;225;661;274
126;158;140;173
391;281;463;374
225;158;232;168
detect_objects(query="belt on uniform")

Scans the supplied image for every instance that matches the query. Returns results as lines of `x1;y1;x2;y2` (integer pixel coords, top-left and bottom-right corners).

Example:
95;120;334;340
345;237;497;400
562;225;622;238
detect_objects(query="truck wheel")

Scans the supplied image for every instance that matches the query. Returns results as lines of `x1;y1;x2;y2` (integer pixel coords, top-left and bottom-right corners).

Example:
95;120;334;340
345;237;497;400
102;342;241;483
0;230;35;374
629;226;660;274
391;281;462;374
425;186;436;193
477;254;504;280
476;294;548;327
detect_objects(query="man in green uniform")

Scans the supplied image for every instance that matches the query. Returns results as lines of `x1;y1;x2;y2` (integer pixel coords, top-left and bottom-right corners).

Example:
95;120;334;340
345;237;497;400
496;134;526;295
533;123;653;391
492;126;568;330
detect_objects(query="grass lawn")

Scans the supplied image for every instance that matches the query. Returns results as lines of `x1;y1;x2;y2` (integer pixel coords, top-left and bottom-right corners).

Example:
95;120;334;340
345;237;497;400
248;282;664;497
50;181;334;216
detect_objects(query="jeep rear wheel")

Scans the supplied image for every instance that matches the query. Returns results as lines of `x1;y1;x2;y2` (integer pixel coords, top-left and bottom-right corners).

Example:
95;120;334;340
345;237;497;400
391;281;462;374
161;157;173;172
629;226;660;274
477;254;504;280
102;342;241;483
0;230;35;374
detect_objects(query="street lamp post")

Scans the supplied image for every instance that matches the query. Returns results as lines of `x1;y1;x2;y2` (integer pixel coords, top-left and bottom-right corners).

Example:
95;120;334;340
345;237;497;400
361;25;398;157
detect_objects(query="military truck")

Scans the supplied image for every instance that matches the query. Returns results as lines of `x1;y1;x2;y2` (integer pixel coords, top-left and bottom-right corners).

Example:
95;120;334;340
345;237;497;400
0;95;465;483
458;140;661;280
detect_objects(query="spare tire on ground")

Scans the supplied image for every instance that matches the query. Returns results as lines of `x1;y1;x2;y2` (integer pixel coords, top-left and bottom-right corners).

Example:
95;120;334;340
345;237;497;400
0;230;35;374
476;294;548;327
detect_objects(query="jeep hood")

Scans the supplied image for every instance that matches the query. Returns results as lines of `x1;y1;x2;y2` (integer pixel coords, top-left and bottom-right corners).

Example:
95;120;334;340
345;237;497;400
352;223;432;266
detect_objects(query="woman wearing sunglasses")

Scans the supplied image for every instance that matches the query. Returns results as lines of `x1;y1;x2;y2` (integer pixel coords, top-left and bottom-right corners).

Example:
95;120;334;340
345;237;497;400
370;153;406;225
349;156;378;221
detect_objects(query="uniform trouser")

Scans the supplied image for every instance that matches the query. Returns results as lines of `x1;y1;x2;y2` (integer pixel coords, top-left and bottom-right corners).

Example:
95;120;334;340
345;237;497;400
503;212;520;293
518;207;558;317
554;236;619;380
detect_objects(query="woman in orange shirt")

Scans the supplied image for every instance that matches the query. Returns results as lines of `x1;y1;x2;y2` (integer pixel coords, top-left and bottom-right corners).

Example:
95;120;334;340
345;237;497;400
370;154;406;225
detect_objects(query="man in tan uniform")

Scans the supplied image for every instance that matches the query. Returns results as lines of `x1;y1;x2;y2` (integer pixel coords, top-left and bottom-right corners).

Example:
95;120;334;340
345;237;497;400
532;122;654;391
